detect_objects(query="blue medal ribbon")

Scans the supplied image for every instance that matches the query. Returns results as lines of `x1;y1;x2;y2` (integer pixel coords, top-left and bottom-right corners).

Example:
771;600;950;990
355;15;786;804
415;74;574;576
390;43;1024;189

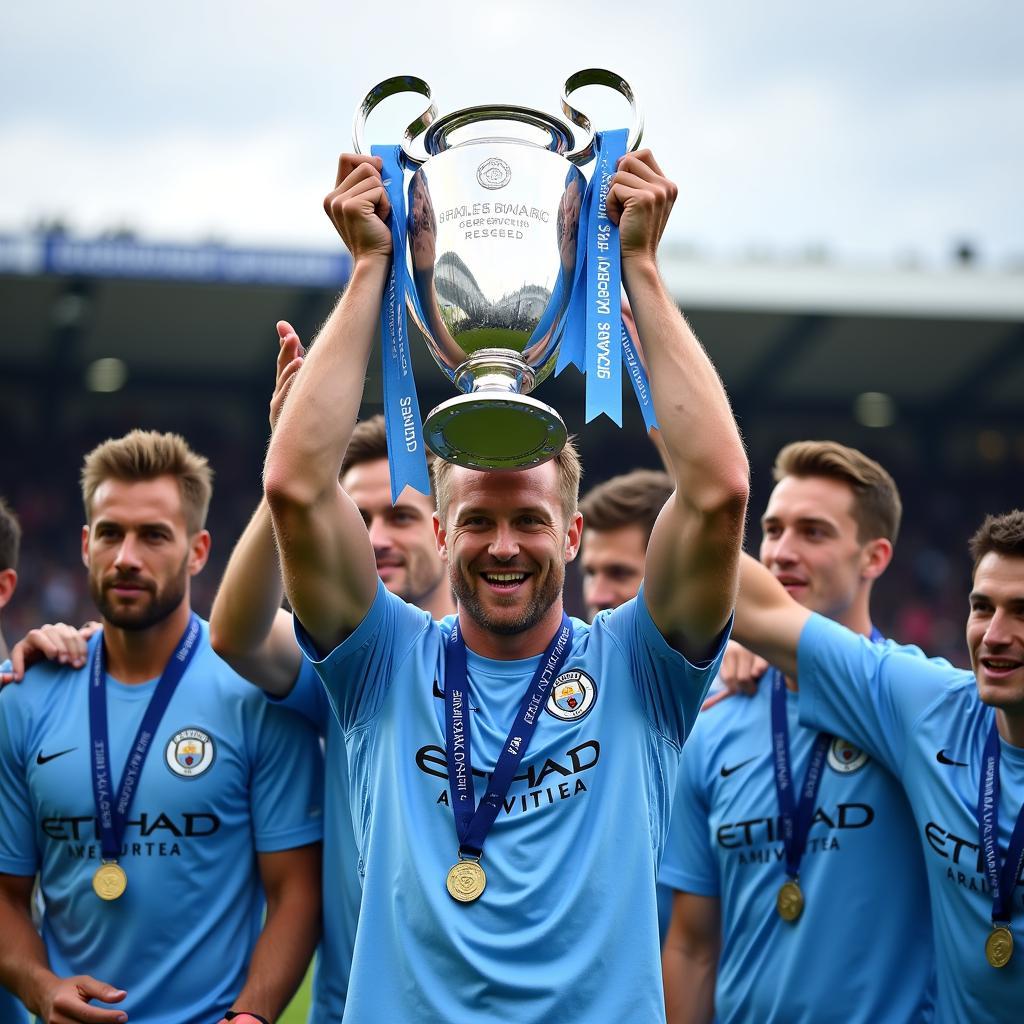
977;720;1024;927
444;614;573;858
89;614;201;863
372;144;430;504
770;668;831;881
771;627;883;881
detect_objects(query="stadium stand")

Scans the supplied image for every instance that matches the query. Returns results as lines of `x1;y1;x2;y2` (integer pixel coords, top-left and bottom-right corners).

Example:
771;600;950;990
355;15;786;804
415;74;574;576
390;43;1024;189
2;230;1022;667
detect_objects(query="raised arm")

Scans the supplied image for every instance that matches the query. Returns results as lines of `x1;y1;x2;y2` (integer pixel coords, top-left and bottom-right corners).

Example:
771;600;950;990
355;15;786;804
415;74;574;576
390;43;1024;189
731;552;811;678
613;151;749;661
210;323;306;695
263;156;392;655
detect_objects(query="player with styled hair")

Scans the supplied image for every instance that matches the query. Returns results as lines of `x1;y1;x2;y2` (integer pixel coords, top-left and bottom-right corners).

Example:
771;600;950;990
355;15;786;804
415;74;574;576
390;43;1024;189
661;440;935;1023
729;507;1024;1021
0;430;324;1024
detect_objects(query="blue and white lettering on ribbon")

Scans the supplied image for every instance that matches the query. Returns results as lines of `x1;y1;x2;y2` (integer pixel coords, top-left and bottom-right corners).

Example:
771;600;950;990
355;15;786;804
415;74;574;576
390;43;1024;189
556;129;639;429
977;720;1024;926
444;615;574;858
89;614;201;863
621;318;658;431
372;145;430;504
584;129;628;425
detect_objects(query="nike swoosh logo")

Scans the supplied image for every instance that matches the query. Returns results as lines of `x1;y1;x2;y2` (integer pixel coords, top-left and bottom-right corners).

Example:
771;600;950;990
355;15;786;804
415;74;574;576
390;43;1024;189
720;756;757;778
432;680;479;712
36;747;78;765
936;749;968;767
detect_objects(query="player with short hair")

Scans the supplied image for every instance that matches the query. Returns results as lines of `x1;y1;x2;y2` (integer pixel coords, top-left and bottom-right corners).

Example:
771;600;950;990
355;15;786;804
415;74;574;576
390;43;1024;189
661;440;936;1023
729;507;1024;1021
262;149;748;1021
209;323;454;1024
0;430;324;1024
578;468;674;619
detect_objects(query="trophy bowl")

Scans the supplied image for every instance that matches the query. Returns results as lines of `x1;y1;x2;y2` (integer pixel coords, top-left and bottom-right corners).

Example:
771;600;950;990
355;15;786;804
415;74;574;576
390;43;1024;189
354;73;641;470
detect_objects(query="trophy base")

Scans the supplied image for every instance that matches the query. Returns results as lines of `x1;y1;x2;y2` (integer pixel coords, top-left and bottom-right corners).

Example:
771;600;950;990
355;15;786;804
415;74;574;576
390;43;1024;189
424;392;567;470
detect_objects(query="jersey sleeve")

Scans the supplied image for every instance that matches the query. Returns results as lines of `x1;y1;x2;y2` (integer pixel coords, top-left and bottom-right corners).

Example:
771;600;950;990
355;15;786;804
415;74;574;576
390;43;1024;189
601;585;731;747
797;613;959;775
248;699;326;853
0;689;39;876
266;660;330;736
658;720;719;896
293;580;432;731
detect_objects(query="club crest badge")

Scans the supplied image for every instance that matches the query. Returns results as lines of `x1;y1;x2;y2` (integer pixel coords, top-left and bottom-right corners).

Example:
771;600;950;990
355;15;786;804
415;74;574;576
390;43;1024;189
165;727;216;778
545;669;597;723
827;736;869;774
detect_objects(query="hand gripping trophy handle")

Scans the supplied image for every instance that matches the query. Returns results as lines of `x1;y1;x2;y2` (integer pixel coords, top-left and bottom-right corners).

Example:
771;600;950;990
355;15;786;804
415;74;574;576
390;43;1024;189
352;71;643;471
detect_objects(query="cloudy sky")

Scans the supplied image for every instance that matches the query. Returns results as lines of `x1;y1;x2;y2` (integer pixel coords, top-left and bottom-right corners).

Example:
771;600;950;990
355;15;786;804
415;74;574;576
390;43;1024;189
2;1;1020;267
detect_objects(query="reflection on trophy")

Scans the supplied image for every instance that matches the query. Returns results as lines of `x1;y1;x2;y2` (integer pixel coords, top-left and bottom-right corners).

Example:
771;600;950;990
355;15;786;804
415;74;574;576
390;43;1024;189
354;71;642;470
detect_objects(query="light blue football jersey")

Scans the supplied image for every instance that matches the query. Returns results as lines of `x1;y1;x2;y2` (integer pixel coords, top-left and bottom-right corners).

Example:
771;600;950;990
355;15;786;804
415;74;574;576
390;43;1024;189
798;614;1024;1022
295;580;727;1024
0;665;29;1024
0;623;324;1024
271;659;359;1024
661;642;936;1022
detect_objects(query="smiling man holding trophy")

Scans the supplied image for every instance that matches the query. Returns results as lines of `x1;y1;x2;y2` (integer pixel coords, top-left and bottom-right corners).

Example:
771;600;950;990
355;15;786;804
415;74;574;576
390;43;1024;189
264;70;749;1021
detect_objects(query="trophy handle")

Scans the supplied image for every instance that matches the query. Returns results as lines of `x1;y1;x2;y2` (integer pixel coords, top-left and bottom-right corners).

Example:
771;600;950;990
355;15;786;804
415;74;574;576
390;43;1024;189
560;69;644;166
352;76;438;167
423;105;576;157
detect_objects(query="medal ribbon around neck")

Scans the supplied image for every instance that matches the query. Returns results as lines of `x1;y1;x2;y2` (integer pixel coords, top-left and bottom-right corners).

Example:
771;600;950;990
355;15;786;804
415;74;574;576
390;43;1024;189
977;720;1024;943
89;614;202;867
444;614;573;859
770;626;884;886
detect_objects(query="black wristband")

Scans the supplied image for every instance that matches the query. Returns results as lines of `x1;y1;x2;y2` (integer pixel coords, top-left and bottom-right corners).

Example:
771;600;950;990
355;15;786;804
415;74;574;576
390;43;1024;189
224;1013;271;1024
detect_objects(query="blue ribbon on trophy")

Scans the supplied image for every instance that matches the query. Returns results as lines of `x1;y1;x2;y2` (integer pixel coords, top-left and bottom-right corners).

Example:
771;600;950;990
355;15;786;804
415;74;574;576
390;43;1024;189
556;129;658;430
373;144;432;503
621;319;659;431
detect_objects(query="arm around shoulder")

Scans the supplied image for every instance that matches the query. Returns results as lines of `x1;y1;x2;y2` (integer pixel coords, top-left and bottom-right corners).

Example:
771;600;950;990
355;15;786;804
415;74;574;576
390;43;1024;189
730;553;811;678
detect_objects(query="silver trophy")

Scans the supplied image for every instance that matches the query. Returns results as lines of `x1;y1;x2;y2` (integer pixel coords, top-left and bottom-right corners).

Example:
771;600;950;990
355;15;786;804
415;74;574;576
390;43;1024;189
353;71;643;470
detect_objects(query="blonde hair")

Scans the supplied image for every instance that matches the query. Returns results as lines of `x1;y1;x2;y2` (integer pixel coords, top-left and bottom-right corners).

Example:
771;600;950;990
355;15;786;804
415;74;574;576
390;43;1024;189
81;430;213;534
773;440;901;544
433;439;582;527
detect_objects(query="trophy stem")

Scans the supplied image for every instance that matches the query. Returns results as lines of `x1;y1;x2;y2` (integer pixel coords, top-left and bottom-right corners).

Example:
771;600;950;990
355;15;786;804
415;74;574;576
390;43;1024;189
453;348;536;396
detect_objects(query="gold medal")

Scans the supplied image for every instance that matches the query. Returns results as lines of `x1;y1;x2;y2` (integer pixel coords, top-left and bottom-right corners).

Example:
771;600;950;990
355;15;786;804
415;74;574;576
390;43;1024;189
446;859;486;903
986;925;1014;968
92;861;127;901
776;879;804;922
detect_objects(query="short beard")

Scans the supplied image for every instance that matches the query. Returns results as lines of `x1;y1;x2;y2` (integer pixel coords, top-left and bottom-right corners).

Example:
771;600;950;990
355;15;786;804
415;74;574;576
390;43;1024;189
450;561;563;637
91;564;189;632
